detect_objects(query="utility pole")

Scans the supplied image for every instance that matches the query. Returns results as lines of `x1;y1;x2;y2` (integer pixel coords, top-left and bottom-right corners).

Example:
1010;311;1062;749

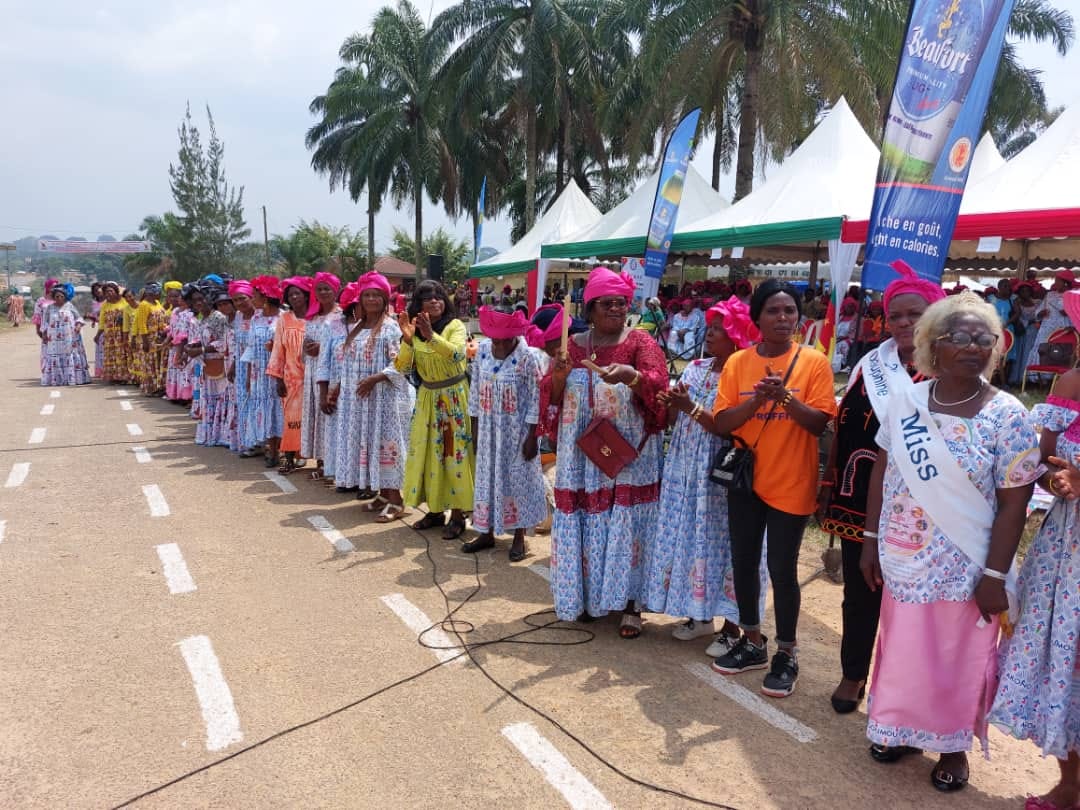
262;206;272;272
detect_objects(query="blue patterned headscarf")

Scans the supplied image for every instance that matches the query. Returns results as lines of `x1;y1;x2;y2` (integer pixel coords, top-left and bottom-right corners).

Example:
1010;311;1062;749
53;283;75;302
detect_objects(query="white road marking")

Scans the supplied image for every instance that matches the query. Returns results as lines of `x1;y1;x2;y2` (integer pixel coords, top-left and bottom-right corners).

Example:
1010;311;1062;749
685;663;818;744
0;520;6;544
501;723;612;810
132;447;153;464
39;404;55;416
4;463;30;489
177;635;243;752
118;389;132;397
155;543;196;594
126;423;143;436
28;428;46;445
306;514;355;553
262;471;297;494
120;400;133;411
380;593;461;665
142;484;170;517
49;390;60;399
528;564;552;582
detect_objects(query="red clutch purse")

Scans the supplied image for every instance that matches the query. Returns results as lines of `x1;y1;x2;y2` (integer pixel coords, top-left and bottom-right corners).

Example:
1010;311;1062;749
576;415;639;479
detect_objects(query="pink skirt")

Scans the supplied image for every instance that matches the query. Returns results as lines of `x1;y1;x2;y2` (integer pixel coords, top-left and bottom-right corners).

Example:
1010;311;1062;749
867;586;1000;756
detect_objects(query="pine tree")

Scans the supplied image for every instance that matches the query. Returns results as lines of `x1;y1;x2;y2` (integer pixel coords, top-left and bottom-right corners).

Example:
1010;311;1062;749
168;104;250;278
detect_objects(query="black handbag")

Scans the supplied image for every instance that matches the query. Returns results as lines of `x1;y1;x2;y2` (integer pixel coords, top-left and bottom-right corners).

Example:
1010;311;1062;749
709;347;802;494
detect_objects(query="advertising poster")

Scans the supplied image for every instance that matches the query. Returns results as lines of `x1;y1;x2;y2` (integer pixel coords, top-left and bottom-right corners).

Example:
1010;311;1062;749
861;0;1015;290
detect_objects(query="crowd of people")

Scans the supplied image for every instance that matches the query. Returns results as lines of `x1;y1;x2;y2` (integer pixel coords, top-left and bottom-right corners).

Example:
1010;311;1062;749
23;264;1080;807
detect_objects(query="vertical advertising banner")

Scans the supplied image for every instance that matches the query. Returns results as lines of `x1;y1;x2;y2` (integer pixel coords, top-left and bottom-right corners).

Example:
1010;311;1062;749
861;0;1015;290
643;108;702;300
475;176;487;263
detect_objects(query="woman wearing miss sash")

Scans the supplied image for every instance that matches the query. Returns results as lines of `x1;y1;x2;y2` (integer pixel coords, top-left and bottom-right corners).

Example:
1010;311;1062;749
819;262;944;714
990;289;1080;810
861;292;1041;792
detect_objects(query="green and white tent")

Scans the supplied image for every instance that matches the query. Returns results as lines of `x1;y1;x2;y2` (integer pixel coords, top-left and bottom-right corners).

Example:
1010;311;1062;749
469;180;601;278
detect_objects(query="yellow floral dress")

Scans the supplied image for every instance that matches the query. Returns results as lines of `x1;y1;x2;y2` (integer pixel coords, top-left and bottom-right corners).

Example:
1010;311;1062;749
395;319;475;511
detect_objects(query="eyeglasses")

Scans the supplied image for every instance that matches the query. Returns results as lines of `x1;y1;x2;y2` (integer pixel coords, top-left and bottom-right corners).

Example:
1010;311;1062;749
592;298;628;311
936;331;998;349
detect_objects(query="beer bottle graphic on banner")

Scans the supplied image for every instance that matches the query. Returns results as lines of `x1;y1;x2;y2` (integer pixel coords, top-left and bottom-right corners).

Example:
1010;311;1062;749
880;0;1006;186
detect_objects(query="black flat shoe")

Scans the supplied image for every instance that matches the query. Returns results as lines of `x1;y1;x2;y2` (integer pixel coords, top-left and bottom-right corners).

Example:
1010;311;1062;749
930;763;968;792
869;744;922;763
831;685;866;714
335;485;359;494
413;512;446;530
461;534;495;553
508;545;527;562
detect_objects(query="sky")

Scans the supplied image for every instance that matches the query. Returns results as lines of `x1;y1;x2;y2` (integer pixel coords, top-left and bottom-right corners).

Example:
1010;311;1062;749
2;0;1078;258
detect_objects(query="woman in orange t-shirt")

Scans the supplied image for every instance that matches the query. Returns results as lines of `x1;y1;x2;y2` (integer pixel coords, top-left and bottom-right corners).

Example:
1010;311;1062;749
710;279;836;698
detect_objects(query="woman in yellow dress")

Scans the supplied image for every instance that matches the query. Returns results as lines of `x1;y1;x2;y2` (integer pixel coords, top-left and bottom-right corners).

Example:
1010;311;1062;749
133;282;168;396
121;288;140;384
395;280;475;539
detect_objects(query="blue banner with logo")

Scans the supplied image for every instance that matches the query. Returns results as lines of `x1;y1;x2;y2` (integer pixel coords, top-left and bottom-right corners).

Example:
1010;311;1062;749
475;176;487;263
861;0;1014;290
644;108;701;280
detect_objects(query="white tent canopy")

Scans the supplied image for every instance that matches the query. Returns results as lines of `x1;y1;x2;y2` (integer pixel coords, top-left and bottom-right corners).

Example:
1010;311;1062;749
675;96;880;236
541;164;728;255
469;179;601;277
965;132;1006;186
960;103;1080;214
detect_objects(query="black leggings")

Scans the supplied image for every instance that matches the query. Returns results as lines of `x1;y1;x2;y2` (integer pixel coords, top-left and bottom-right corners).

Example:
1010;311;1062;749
840;535;882;682
729;490;809;645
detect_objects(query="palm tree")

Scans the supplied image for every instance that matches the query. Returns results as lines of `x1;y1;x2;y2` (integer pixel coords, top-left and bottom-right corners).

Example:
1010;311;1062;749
431;0;598;231
309;2;452;278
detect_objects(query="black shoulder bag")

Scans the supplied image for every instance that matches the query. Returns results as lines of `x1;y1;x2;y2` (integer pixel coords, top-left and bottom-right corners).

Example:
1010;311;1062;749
709;347;802;493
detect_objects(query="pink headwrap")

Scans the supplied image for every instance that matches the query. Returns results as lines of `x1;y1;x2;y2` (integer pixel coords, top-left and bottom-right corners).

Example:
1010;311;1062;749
44;278;59;293
252;275;283;300
526;303;566;349
338;281;361;312
1063;290;1080;331
705;295;760;350
228;280;254;298
479;306;529;339
306;271;341;318
583;267;635;305
883;259;946;315
283;276;313;294
357;271;391;299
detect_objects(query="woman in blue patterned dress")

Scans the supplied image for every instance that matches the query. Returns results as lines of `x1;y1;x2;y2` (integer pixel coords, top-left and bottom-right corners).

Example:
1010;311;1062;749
244;277;284;467
465;306;546;561
642;296;763;654
317;285;353;486
301;271;341;478
40;283;91;386
541;267;668;638
229;280;258;455
991;295;1080;810
331;272;411;519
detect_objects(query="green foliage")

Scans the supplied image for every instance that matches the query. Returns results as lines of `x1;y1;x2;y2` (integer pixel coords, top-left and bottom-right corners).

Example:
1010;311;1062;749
129;105;251;284
272;220;368;280
388;227;470;283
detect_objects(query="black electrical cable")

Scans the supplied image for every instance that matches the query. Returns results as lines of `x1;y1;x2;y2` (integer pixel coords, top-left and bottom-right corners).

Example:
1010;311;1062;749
109;514;741;809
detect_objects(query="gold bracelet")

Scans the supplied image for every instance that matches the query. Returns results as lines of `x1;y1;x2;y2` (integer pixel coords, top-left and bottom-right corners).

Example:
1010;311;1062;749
629;370;642;387
1048;476;1063;497
690;403;703;421
780;391;793;407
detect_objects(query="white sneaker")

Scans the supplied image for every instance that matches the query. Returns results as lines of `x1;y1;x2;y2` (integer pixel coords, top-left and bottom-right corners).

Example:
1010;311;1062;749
705;631;739;658
672;619;715;641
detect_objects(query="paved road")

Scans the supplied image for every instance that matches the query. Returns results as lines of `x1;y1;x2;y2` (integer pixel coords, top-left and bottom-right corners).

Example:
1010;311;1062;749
0;324;1056;809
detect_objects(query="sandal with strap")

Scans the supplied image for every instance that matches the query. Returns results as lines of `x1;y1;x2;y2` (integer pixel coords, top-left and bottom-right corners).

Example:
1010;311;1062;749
930;761;968;792
442;518;467;540
414;512;446;531
869;744;922;763
361;495;390;513
374;503;406;523
619;613;643;639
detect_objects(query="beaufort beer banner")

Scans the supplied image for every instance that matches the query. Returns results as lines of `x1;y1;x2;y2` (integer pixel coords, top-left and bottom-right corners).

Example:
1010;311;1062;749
861;0;1015;290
